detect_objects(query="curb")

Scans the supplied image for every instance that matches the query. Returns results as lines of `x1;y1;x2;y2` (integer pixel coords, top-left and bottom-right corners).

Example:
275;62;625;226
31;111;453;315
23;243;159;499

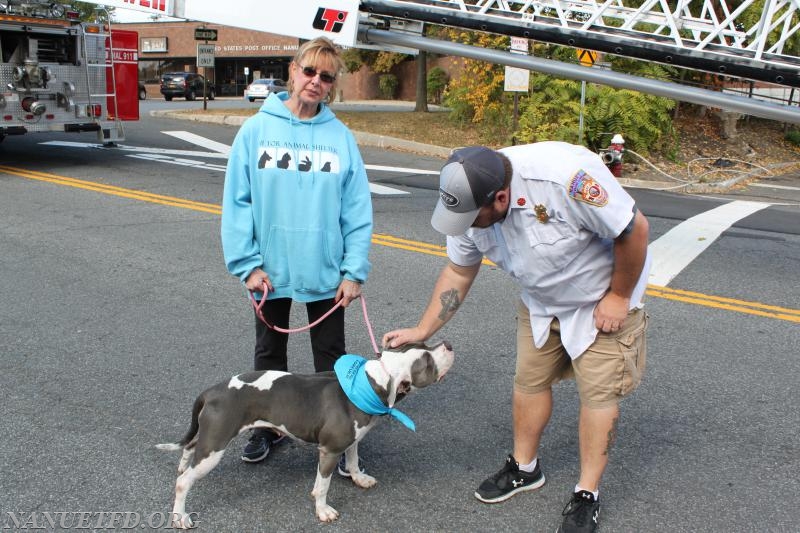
351;131;453;158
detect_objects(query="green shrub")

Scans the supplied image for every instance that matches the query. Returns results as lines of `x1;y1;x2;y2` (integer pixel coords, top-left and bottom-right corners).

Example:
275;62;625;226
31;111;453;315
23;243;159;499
427;66;449;104
785;129;800;146
443;85;475;126
378;74;399;100
517;74;677;156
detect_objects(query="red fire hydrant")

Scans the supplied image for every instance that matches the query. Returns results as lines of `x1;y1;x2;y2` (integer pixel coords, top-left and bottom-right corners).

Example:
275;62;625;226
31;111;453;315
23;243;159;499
601;134;625;177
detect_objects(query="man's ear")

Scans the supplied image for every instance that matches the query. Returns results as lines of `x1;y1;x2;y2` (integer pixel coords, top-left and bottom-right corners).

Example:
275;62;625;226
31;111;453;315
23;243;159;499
494;188;510;209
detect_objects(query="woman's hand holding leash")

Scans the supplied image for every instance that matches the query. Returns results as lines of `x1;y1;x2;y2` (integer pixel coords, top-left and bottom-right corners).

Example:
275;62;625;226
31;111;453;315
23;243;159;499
336;279;362;308
246;275;380;356
246;268;272;293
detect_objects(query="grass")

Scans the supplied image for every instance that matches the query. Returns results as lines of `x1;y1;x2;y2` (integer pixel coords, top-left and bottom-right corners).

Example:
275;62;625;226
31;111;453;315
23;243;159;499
181;107;486;149
336;111;486;148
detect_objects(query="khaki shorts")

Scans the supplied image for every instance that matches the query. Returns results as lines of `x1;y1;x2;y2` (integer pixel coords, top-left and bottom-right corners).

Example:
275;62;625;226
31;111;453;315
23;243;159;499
514;300;648;408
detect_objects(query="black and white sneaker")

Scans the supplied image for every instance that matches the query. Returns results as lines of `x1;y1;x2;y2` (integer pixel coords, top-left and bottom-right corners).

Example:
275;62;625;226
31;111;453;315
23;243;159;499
241;430;284;463
474;454;546;503
557;490;600;533
337;454;366;477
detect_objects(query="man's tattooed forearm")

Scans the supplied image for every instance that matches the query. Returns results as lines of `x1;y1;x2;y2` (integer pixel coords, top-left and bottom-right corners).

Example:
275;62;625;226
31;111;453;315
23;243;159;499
438;288;461;321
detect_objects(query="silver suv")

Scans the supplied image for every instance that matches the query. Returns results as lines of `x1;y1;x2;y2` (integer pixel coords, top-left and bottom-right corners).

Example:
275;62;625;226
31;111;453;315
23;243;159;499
246;78;287;102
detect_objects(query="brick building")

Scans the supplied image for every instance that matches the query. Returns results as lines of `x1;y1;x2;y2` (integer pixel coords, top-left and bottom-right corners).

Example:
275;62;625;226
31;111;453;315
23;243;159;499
117;20;454;102
118;21;298;97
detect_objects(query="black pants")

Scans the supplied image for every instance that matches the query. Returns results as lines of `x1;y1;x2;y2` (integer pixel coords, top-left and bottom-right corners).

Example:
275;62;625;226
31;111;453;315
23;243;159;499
253;297;346;373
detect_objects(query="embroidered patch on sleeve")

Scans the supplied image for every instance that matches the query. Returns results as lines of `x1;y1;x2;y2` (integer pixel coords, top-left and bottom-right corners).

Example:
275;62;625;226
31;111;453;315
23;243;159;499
568;170;609;207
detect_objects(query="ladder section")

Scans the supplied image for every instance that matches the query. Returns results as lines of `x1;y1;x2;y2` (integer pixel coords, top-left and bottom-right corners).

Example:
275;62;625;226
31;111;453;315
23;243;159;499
79;9;124;143
359;0;800;87
81;26;116;108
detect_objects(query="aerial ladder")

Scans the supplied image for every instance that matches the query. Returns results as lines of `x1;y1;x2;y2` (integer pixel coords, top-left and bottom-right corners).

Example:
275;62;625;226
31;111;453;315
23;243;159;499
95;0;800;123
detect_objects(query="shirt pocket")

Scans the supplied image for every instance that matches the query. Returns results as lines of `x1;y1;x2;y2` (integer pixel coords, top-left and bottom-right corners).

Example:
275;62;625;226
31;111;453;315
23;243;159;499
616;310;648;396
523;212;580;271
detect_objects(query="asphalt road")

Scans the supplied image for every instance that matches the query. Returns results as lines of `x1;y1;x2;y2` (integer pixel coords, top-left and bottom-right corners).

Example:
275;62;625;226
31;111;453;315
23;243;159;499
0;108;798;533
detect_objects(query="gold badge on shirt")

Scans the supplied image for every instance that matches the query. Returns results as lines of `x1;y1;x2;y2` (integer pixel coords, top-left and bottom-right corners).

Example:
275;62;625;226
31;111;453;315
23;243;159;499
534;204;550;223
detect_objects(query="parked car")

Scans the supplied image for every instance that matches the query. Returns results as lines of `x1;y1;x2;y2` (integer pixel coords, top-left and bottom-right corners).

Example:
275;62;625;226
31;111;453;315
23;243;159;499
138;82;147;100
159;72;216;101
245;78;287;102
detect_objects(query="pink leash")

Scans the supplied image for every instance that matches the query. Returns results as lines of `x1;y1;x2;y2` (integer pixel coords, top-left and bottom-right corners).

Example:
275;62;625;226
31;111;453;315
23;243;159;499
249;280;381;357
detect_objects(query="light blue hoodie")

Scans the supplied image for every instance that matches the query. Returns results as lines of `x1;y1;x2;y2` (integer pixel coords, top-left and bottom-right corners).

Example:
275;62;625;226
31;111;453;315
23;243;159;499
221;92;372;302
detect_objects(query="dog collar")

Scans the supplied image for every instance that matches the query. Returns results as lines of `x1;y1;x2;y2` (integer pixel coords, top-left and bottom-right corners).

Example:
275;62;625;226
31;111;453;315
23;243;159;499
334;354;416;432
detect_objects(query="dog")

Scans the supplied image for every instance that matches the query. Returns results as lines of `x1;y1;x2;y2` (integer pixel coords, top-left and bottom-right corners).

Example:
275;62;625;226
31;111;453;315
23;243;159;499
156;341;455;527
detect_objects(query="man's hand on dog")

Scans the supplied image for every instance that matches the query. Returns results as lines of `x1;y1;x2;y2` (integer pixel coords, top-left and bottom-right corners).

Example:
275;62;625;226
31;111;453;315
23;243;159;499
382;327;426;349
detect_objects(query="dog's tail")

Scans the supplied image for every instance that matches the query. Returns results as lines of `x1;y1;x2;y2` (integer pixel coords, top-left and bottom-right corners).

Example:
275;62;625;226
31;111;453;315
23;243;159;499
155;395;205;451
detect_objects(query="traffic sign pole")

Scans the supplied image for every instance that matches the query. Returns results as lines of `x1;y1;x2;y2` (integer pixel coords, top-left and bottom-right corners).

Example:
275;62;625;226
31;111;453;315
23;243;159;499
195;26;218;110
576;49;598;146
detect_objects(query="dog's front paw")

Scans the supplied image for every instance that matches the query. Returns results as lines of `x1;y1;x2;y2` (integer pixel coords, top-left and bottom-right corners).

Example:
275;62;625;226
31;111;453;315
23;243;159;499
351;473;377;489
172;512;196;529
315;504;340;522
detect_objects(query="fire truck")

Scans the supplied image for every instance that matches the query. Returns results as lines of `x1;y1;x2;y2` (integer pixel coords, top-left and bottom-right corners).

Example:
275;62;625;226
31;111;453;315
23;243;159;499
0;0;139;144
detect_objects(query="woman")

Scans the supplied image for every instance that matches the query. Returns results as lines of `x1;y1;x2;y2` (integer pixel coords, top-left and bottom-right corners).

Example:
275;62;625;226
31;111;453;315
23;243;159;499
221;37;373;468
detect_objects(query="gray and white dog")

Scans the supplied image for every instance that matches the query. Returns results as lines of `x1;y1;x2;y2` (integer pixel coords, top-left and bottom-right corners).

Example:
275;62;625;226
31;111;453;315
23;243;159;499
157;341;455;527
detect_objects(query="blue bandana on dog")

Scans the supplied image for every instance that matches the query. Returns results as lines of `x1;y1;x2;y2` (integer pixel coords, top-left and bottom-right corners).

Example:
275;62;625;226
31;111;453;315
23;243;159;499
334;354;416;431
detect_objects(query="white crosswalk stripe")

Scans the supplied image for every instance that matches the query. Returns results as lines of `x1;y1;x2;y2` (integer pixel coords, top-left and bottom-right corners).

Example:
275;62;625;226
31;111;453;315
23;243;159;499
647;200;770;287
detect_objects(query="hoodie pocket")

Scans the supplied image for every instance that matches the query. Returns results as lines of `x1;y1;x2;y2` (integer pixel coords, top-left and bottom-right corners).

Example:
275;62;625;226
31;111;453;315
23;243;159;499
263;226;341;292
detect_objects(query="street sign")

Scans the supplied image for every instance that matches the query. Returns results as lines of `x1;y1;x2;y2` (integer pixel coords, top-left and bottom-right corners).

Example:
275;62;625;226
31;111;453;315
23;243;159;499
197;44;215;68
510;37;528;53
505;37;529;92
577;49;599;67
194;28;218;41
504;67;529;92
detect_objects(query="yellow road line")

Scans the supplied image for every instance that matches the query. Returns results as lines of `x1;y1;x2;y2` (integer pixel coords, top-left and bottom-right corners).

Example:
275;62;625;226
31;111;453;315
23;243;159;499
4;165;798;323
645;286;800;322
372;233;495;266
0;165;222;214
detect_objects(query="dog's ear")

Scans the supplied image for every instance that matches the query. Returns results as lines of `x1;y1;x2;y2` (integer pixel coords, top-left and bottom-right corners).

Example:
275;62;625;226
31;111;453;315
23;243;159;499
387;375;412;407
396;379;411;398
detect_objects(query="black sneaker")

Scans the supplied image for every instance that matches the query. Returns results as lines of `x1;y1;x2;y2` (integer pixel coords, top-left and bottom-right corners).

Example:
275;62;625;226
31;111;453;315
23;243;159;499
474;454;546;503
557;490;600;533
241;430;284;463
337;454;366;477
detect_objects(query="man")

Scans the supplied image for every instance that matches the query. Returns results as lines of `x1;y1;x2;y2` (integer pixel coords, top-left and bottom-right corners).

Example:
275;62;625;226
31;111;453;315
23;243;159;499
383;142;650;533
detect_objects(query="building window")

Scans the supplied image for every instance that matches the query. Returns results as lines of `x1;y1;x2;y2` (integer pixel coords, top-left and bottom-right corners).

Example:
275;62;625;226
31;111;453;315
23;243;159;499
141;37;167;53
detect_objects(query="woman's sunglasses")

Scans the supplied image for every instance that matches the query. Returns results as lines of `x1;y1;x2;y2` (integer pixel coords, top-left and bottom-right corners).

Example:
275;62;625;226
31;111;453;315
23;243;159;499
300;65;336;84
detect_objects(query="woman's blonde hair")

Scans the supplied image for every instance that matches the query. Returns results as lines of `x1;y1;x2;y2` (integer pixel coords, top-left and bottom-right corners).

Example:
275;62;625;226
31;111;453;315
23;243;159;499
288;37;345;104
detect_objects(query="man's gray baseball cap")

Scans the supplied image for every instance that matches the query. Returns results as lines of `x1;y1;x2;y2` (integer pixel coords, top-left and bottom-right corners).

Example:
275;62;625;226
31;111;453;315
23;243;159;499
431;146;506;236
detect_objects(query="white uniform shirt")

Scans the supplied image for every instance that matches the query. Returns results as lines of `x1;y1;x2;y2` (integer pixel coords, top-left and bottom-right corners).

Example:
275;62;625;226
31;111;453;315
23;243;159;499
446;142;651;359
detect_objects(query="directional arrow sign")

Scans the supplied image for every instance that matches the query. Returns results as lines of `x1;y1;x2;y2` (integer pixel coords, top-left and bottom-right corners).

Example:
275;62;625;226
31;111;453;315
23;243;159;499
194;28;218;41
